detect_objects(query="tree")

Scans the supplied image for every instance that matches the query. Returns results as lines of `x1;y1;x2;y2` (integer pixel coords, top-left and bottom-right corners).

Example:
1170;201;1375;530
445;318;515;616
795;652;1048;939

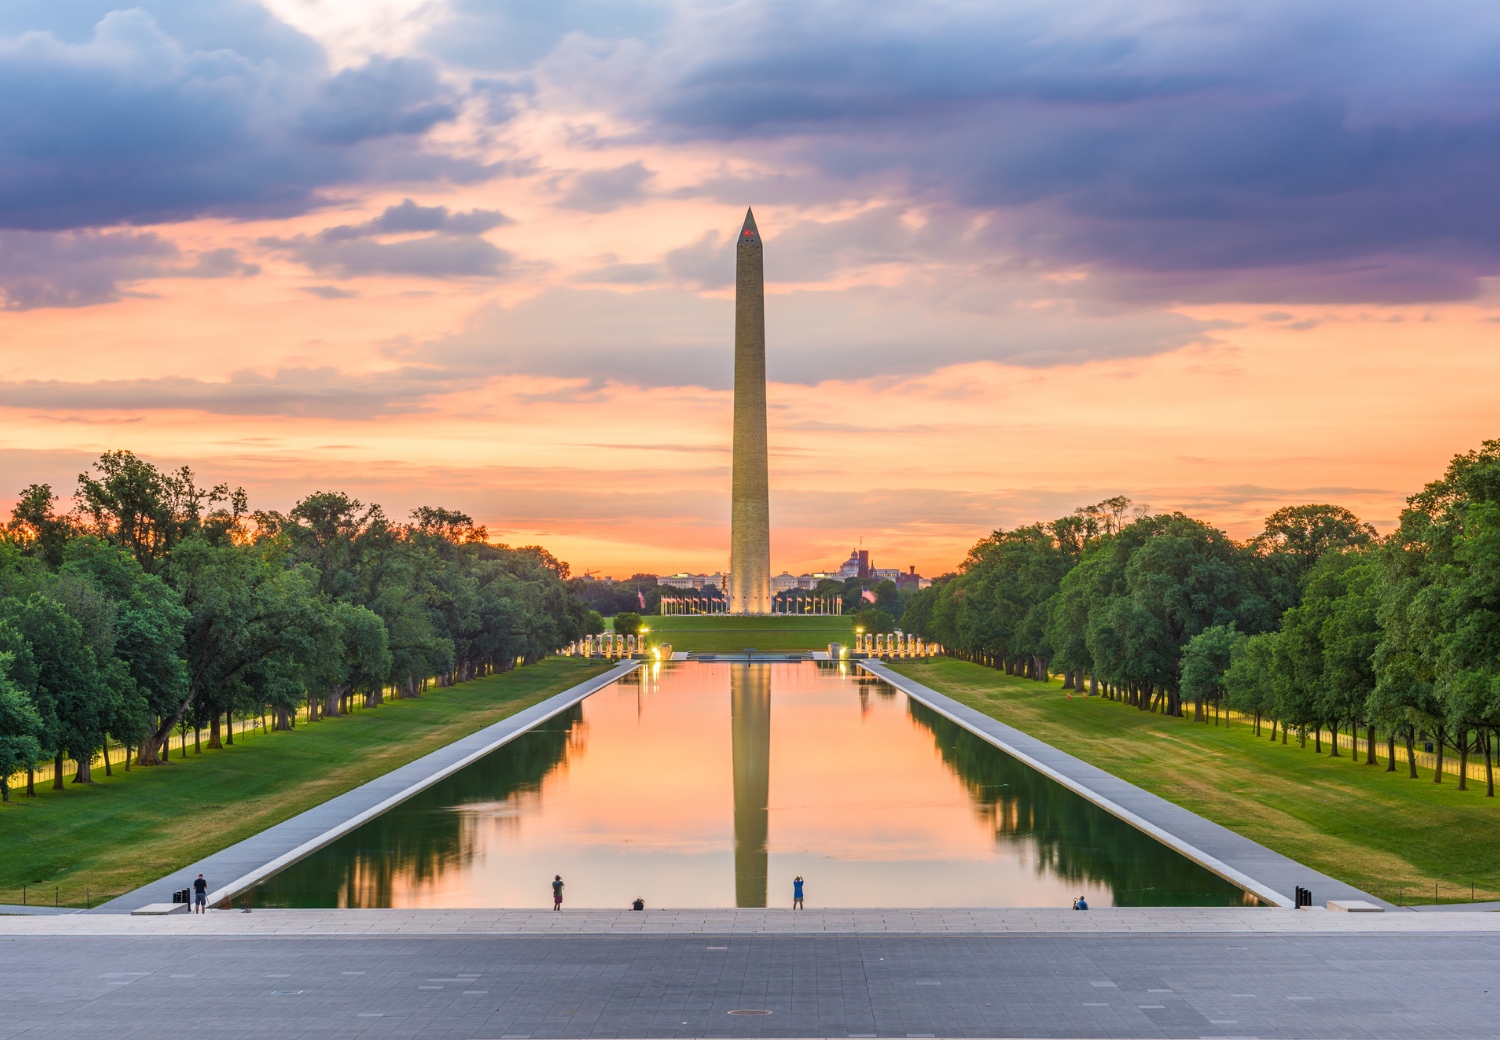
1224;632;1278;737
1062;514;1270;714
1319;555;1382;765
921;524;1070;679
154;537;322;759
7;484;74;567
1255;504;1378;566
613;612;642;636
1251;503;1379;614
852;607;895;634
74;451;237;573
900;581;942;639
1180;624;1243;722
59;537;188;748
0;594;112;784
1273;551;1383;760
0;655;43;801
1374;440;1500;789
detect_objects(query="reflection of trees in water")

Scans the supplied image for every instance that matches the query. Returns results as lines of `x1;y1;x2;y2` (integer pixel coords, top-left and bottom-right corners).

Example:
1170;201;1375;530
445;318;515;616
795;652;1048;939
852;674;897;716
252;705;585;908
904;698;1255;907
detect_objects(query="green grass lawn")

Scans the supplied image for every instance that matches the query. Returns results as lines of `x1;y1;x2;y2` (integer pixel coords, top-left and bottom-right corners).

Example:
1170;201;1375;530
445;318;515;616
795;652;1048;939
640;614;856;651
888;657;1500;905
0;657;610;908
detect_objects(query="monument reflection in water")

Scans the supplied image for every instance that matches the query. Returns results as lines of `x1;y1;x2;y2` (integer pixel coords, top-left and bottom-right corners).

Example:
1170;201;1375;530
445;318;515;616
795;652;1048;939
249;662;1254;909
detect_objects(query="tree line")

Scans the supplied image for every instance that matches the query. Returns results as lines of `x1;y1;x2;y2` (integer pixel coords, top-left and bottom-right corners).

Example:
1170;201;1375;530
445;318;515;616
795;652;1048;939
0;451;590;800
901;440;1500;794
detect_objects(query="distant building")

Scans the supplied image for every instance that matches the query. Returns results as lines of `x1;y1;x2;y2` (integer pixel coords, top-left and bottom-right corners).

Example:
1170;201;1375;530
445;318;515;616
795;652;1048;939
772;571;837;593
835;549;870;579
896;565;931;590
658;572;726;590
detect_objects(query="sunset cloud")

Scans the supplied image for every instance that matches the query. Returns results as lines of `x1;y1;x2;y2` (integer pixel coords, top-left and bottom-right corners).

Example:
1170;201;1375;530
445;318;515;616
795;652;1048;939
2;0;1499;577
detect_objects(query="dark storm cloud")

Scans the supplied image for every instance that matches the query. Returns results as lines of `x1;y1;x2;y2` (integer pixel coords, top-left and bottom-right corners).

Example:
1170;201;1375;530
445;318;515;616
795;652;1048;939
261;200;513;279
0;10;466;231
635;0;1500;303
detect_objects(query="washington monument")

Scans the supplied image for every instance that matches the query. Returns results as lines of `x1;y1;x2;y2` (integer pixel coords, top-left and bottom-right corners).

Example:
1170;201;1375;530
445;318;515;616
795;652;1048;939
728;208;771;614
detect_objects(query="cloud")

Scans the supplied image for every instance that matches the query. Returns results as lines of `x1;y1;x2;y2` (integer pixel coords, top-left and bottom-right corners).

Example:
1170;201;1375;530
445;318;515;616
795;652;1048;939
0;366;463;418
300;285;359;299
558;162;655;212
0;11;466;231
262;199;513;278
421;277;1210;390
0;0;325;70
664;231;731;289
618;0;1500;303
296;57;458;145
178;248;260;278
331;198;511;236
0;230;255;309
424;0;671;72
427;287;731;388
572;262;664;284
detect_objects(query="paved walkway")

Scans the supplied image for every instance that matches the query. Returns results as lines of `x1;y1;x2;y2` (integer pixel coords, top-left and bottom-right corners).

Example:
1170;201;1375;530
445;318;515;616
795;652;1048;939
5;926;1500;1038
7;906;1500;937
93;661;640;914
862;662;1384;910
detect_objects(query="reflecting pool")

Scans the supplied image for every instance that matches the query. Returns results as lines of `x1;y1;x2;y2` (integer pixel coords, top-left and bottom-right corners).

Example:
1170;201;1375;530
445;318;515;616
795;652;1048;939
250;662;1255;909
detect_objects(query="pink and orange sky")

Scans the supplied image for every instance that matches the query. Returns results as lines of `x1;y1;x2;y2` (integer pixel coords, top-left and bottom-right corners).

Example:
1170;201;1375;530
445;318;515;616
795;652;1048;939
2;0;1498;578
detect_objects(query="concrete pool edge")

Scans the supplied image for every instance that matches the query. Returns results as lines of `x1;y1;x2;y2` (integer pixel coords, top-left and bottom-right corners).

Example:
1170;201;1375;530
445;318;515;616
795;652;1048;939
95;659;642;915
861;660;1387;911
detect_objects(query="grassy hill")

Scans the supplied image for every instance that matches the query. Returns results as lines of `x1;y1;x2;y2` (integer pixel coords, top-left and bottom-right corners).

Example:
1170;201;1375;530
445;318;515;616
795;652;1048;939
640;614;856;652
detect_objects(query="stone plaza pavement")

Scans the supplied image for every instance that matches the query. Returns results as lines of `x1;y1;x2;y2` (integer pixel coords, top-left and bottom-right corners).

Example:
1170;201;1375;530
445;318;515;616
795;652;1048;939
3;908;1500;1039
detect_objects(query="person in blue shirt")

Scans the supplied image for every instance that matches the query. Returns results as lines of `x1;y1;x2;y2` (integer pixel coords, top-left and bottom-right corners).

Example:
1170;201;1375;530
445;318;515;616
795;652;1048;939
793;875;805;909
1072;895;1089;910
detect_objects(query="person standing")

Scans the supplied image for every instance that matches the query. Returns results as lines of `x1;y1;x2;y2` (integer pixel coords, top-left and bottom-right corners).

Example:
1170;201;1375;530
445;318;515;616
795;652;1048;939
792;875;804;909
192;874;208;914
552;875;564;911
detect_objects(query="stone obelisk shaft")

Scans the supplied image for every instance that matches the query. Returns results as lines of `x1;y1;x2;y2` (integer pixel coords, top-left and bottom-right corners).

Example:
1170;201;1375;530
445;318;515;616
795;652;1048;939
729;208;771;615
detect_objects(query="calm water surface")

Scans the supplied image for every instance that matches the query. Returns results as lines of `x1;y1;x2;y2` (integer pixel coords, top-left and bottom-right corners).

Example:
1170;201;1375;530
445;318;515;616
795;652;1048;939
251;662;1253;909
